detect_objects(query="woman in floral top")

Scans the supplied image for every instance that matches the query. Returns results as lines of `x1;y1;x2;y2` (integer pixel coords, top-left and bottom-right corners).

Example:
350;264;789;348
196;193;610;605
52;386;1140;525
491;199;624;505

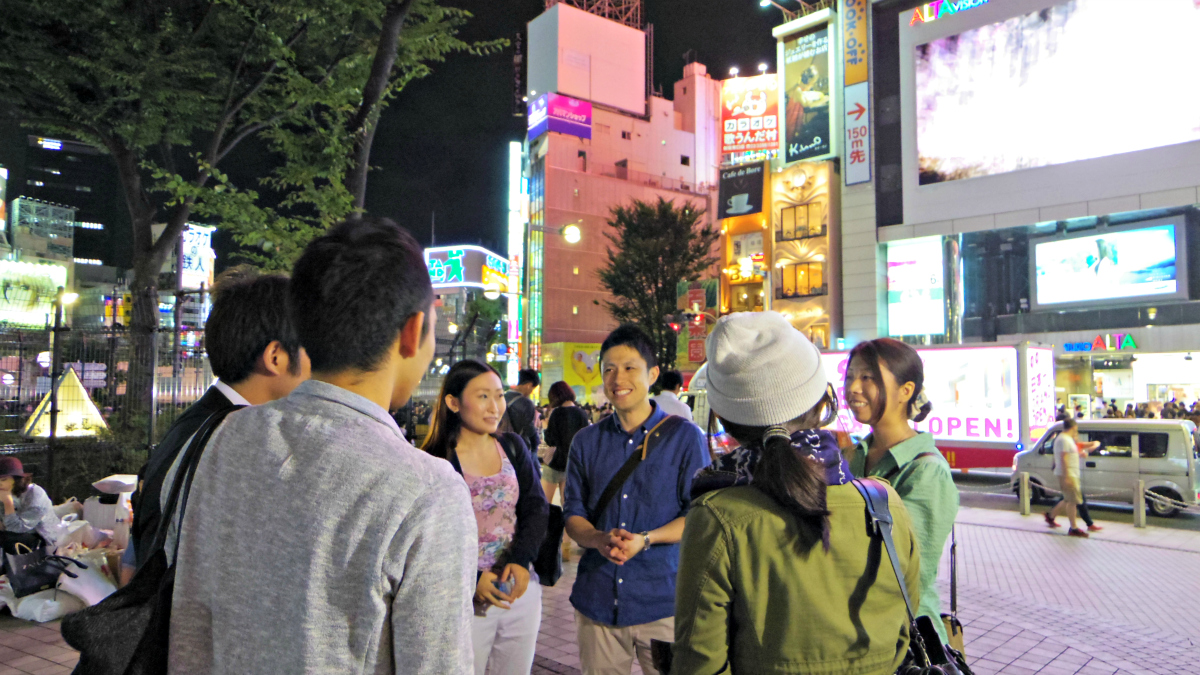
423;360;549;675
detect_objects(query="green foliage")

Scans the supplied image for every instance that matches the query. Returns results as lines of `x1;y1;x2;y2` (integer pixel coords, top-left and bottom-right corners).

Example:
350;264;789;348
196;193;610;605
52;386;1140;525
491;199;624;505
597;198;720;369
0;0;505;273
464;296;505;352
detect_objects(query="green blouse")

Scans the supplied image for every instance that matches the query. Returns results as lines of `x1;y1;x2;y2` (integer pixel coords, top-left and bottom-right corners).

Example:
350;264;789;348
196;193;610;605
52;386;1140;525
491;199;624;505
846;432;959;642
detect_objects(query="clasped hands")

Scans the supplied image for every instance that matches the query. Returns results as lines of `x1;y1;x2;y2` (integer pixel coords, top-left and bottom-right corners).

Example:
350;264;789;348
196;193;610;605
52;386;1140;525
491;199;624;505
596;528;647;566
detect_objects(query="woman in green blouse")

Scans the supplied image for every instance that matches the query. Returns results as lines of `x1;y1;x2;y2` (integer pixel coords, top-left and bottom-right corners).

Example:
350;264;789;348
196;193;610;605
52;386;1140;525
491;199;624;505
843;338;959;642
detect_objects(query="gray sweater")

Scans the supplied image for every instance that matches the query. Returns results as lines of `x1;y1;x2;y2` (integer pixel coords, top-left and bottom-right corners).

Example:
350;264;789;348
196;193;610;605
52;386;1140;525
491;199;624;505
169;380;477;674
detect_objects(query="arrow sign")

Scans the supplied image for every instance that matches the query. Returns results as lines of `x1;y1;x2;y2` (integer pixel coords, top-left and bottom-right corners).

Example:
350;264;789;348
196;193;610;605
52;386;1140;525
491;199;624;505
848;102;866;121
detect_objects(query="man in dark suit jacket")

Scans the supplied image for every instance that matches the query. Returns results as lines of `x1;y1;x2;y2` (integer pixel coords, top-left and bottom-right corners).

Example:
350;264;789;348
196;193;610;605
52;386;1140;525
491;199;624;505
129;269;311;571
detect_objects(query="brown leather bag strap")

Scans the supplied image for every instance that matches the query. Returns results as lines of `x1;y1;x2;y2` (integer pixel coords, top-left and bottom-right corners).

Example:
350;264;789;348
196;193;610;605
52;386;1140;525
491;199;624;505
588;415;686;524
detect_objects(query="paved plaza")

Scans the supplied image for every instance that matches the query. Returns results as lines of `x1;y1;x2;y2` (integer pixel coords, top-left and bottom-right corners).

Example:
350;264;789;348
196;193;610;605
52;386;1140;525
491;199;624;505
0;504;1196;674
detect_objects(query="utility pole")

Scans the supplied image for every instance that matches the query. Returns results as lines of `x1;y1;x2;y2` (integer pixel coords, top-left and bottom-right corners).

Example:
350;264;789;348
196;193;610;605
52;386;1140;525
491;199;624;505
431;211;436;246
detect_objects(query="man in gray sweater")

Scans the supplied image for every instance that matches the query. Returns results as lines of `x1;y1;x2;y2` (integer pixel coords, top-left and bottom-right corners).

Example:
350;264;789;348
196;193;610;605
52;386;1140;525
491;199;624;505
169;218;477;674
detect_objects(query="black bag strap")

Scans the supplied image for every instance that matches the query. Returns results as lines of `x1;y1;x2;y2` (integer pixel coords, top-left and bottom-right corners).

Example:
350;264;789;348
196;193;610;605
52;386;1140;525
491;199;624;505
588;415;685;524
948;525;957;617
150;406;245;556
883;451;941;482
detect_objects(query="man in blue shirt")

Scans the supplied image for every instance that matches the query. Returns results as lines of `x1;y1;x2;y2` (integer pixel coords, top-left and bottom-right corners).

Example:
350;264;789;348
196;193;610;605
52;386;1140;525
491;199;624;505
564;325;710;675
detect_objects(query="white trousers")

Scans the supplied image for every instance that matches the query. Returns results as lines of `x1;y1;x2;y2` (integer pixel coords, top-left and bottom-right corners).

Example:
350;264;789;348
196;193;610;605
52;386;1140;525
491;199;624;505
471;579;543;675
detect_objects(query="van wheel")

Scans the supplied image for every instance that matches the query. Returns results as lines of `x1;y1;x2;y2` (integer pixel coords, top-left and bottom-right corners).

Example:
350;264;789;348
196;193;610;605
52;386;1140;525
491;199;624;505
1148;488;1181;518
1027;480;1048;505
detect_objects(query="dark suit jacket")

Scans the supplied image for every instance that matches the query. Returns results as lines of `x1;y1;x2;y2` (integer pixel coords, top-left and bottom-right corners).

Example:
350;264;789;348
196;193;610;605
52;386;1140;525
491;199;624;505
131;386;238;567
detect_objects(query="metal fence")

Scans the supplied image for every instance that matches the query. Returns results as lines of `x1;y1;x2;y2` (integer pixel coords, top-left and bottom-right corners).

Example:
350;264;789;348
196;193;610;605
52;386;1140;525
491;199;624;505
0;324;212;449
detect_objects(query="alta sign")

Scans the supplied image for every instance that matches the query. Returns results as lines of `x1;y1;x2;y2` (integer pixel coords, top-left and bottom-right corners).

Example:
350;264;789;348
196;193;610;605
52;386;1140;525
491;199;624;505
909;0;990;26
1063;334;1138;353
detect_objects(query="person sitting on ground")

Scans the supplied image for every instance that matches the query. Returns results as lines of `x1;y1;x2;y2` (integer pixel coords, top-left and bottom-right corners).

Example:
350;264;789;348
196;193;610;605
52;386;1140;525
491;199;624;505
674;312;918;674
0;458;61;549
423;360;549;675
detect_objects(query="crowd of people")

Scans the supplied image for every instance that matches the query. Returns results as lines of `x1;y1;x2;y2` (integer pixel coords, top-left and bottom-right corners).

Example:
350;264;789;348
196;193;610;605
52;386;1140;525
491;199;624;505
1057;398;1200;422
102;217;964;675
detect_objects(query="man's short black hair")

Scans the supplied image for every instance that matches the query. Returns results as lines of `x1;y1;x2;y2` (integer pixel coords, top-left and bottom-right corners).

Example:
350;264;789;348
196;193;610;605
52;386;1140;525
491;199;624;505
205;267;301;384
600;324;657;369
517;369;540;388
660;371;684;391
289;217;433;373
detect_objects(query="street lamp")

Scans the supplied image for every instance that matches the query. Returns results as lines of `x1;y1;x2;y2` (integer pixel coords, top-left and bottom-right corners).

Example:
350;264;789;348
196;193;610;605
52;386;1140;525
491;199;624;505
529;223;583;244
729;66;740;77
758;63;770;74
447;322;459;335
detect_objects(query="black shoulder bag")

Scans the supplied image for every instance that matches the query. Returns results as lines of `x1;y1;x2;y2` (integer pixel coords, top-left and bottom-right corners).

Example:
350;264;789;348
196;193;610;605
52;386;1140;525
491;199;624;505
851;478;973;675
497;433;565;587
61;405;243;675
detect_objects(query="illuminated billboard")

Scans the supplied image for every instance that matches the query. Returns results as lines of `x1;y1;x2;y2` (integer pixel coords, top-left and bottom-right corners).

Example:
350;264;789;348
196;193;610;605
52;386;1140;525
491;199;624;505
886;236;944;337
782;26;832;163
425;246;510;293
720;75;779;155
1031;219;1187;310
180;225;216;290
0;260;69;327
824;346;1021;444
527;93;592;141
915;0;1200;186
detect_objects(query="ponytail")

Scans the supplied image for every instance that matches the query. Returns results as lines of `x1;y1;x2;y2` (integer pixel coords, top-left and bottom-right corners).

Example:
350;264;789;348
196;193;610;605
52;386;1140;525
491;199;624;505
755;427;831;552
720;386;838;552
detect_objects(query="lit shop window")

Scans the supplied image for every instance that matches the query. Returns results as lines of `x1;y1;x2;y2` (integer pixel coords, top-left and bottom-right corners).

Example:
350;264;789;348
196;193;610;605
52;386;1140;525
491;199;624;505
779;262;826;299
778;203;825;241
730;283;764;313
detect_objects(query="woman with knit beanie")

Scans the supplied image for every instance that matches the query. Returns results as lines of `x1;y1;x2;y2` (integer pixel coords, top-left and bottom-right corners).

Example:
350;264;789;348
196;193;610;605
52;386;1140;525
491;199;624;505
673;311;919;675
842;337;959;643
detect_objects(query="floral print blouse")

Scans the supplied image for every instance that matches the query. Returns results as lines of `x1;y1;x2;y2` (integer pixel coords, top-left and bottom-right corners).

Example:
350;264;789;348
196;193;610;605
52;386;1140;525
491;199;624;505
463;443;520;572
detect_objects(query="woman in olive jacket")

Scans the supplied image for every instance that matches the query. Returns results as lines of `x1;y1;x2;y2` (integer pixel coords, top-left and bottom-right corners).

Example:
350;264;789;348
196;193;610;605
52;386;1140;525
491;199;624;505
674;312;919;675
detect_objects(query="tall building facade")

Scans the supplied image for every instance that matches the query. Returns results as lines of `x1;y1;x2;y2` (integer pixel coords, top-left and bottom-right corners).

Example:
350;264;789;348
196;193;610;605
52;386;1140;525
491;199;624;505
515;2;721;398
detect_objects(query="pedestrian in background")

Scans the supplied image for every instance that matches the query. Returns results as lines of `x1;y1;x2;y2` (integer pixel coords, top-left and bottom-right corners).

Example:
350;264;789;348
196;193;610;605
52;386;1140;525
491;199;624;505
503;369;542;453
843;337;959;643
543;381;591;505
1045;417;1100;537
564;325;710;675
424;359;549;675
169;218;477;674
674;312;918;674
652;371;693;421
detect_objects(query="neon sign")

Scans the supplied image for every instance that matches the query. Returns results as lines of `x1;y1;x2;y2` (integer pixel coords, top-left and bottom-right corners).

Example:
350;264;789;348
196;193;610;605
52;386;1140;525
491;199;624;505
424;245;510;292
1062;333;1138;353
909;0;990;26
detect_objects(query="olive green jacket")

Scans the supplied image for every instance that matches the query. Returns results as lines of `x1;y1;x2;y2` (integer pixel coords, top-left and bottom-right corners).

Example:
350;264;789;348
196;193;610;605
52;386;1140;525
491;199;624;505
846;433;959;643
673;483;920;675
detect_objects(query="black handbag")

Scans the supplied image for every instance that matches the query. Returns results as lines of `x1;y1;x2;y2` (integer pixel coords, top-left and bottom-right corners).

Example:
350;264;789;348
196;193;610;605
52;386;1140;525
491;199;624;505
851;478;973;675
533;505;565;586
4;542;84;598
61;406;242;675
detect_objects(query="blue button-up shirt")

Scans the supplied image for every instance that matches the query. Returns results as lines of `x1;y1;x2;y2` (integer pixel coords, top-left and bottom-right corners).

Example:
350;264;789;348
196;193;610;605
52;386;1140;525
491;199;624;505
564;403;710;626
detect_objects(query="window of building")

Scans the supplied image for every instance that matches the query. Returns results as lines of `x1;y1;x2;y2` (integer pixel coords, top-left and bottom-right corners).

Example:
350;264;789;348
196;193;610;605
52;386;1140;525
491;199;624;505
683;86;688;95
730;283;764;313
1138;433;1169;459
778;262;825;299
621;130;632;140
573;267;579;275
573;306;578;315
778;203;825;241
681;155;690;166
808;324;829;350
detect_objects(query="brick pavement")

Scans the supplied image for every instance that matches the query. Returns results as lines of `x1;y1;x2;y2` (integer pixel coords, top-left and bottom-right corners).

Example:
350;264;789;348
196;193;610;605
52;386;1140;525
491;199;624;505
0;506;1194;675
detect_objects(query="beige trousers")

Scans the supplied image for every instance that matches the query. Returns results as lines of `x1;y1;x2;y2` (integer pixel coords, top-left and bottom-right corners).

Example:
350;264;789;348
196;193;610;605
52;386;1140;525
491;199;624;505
575;610;674;675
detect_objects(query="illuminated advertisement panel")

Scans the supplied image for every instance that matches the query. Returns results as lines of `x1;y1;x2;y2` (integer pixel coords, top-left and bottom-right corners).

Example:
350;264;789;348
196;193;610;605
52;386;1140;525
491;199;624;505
1031;218;1188;310
823;346;1019;443
0;260;69;327
1026;346;1056;442
720;75;779;155
886;236;944;336
527;93;592;141
425;246;510;292
783;26;832;163
915;0;1200;186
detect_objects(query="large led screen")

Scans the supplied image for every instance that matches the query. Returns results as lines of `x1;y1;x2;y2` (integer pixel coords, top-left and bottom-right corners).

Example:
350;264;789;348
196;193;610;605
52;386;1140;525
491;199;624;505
887;236;945;337
915;0;1200;185
1032;221;1185;309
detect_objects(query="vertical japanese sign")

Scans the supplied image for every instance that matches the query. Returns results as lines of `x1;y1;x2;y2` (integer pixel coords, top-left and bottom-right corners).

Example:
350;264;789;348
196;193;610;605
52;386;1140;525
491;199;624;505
720;75;779;155
783;27;832;163
842;0;871;185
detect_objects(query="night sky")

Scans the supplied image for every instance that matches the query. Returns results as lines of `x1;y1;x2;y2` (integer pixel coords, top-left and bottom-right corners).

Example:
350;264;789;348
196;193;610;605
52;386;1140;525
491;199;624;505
361;0;780;254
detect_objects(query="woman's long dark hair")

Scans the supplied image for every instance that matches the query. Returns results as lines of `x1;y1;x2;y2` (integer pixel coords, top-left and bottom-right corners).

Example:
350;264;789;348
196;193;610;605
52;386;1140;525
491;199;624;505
846;338;931;425
720;385;839;551
421;359;503;460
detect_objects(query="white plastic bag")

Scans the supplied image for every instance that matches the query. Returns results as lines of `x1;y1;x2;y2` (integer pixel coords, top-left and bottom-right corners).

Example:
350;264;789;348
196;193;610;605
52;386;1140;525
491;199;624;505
53;498;84;519
57;560;116;607
55;519;107;551
92;474;137;494
13;588;86;622
82;497;130;548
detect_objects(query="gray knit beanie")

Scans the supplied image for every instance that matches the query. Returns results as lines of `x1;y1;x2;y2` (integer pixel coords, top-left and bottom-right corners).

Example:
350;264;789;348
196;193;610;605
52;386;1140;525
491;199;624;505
705;311;828;426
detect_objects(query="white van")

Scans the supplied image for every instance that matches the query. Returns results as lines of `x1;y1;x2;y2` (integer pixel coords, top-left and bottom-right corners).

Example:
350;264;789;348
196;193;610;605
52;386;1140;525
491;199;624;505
1011;419;1200;517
